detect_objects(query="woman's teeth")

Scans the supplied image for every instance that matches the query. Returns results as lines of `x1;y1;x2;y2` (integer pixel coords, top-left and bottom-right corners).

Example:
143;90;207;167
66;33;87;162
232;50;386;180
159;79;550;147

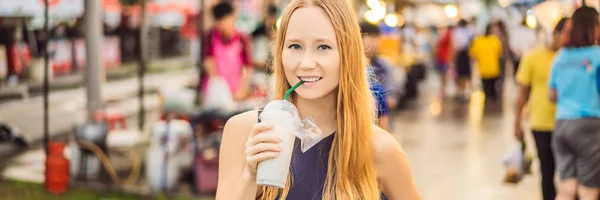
300;77;321;82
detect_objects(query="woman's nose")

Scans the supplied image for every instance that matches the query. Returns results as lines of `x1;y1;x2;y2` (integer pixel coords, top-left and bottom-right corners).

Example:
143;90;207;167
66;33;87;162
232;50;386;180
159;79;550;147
299;54;317;70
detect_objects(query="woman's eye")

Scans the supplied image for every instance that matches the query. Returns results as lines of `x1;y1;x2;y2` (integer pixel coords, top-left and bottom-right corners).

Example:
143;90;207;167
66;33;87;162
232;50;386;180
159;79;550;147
318;45;332;51
288;44;302;50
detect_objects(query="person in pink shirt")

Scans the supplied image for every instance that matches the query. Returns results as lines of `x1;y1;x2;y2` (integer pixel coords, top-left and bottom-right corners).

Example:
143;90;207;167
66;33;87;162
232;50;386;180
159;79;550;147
201;1;253;101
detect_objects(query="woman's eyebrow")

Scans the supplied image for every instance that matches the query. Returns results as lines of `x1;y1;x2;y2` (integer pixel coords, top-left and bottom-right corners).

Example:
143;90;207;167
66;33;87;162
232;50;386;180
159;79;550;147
315;38;333;43
285;38;302;43
284;37;335;44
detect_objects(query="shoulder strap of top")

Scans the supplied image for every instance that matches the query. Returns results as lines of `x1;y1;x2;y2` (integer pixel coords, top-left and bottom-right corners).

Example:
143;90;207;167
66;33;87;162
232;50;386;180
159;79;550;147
257;107;264;123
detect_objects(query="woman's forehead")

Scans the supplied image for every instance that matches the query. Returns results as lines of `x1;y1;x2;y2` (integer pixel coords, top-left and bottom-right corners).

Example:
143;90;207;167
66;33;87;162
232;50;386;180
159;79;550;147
285;7;336;41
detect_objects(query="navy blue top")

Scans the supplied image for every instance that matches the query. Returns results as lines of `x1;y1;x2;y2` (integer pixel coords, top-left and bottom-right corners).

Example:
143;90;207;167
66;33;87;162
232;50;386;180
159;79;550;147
284;134;388;200
258;110;388;200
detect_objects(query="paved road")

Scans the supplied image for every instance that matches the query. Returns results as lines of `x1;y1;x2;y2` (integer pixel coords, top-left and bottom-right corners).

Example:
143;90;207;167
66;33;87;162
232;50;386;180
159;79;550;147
393;74;539;200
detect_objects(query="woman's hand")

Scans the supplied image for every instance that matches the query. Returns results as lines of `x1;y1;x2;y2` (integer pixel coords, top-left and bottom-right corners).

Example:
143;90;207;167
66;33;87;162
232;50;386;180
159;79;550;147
243;123;283;179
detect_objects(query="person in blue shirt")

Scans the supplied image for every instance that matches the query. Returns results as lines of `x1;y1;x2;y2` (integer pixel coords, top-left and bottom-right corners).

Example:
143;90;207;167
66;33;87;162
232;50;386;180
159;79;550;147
548;6;600;200
370;75;390;129
360;22;392;131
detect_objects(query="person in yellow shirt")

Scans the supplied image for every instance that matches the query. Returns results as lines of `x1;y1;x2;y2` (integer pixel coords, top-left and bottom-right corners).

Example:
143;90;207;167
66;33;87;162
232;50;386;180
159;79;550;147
514;17;568;200
469;24;503;102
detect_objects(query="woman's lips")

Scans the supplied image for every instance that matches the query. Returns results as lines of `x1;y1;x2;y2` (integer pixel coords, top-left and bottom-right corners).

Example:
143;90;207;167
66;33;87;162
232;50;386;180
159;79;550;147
297;76;322;87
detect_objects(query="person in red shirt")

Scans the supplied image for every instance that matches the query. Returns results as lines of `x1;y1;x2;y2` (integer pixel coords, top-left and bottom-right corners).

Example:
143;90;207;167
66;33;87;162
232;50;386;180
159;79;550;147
435;25;453;97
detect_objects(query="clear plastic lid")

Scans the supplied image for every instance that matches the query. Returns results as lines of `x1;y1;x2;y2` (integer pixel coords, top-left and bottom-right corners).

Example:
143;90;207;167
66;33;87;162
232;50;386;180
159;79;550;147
263;100;300;118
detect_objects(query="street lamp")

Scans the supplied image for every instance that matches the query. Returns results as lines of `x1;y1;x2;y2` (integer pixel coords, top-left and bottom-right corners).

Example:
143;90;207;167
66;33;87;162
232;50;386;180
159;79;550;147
384;14;401;27
367;0;380;9
364;10;381;24
373;5;387;20
444;4;459;18
363;0;387;24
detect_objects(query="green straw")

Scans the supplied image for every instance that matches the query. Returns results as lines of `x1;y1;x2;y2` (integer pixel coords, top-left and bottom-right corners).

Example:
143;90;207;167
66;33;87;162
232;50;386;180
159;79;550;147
284;80;305;101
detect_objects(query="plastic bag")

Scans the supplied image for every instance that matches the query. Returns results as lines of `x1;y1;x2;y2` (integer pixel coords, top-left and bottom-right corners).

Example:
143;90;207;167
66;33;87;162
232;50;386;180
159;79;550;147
203;77;235;112
502;142;533;183
260;100;325;153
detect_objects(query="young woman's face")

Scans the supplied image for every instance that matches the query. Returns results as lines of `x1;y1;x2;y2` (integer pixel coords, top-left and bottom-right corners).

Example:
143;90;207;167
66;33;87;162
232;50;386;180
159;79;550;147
282;7;340;100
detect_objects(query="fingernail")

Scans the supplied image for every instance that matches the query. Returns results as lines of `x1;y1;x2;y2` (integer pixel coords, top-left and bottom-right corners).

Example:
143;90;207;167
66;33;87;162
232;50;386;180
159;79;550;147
278;145;283;151
277;137;283;142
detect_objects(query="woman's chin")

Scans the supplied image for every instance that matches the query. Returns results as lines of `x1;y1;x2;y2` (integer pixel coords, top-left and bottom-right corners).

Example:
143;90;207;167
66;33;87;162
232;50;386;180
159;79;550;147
294;89;337;101
294;92;326;100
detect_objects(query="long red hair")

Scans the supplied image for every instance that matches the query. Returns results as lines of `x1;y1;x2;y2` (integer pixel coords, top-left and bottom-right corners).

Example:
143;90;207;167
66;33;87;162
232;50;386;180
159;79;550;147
256;0;380;199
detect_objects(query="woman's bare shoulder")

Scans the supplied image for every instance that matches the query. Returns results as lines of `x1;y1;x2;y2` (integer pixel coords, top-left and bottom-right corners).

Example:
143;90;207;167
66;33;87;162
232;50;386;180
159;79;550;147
371;126;421;199
371;126;404;156
224;110;260;136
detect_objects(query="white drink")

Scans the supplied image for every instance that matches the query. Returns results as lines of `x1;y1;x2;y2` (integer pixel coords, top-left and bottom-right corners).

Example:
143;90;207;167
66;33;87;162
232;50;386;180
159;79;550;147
256;100;303;188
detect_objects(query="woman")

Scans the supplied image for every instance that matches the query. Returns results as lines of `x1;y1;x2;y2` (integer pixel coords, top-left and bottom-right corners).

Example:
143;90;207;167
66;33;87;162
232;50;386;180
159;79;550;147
215;0;421;199
469;23;503;103
548;6;600;200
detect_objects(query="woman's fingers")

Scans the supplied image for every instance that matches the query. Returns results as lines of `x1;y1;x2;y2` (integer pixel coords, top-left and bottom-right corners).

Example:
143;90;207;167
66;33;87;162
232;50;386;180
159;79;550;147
245;132;281;148
246;151;280;165
244;123;280;171
248;123;274;138
245;143;282;156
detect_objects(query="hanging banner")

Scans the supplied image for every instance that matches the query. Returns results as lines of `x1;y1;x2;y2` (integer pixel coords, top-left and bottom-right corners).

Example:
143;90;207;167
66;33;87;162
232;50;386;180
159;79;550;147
47;37;121;75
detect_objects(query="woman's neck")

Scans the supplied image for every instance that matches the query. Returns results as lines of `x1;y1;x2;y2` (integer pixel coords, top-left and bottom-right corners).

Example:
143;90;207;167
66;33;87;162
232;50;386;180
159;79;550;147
294;91;338;137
